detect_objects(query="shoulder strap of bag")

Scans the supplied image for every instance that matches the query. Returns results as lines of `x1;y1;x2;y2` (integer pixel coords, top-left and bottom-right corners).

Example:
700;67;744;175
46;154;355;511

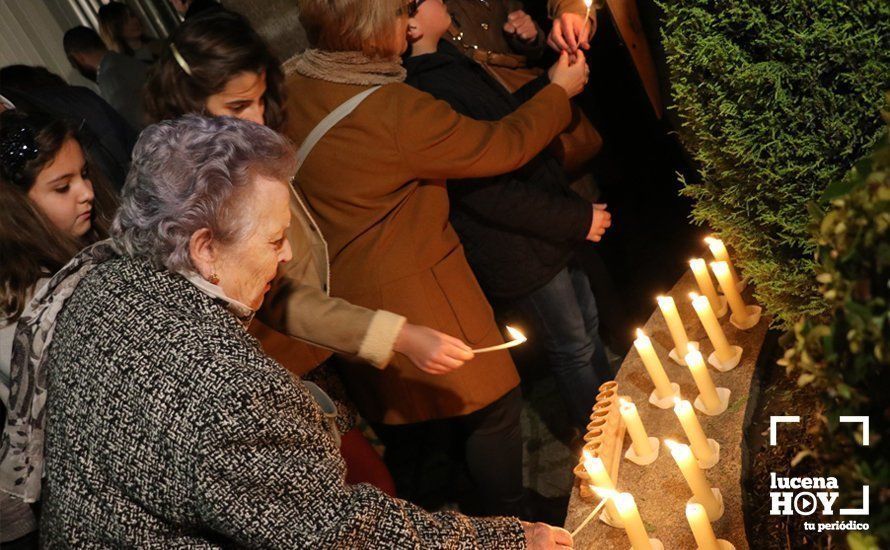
295;85;382;174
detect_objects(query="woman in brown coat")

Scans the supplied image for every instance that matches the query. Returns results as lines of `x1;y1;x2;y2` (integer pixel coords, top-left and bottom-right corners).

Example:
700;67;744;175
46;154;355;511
287;0;587;519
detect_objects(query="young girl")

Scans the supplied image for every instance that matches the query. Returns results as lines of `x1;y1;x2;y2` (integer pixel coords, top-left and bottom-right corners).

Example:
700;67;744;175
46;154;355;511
144;11;471;495
97;1;161;63
0;109;116;546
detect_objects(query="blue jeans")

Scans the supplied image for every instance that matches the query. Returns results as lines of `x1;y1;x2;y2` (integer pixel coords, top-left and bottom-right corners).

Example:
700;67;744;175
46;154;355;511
512;265;612;429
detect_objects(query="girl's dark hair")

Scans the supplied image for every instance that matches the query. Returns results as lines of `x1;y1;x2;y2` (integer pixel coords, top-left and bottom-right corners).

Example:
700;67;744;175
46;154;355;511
143;11;287;131
97;2;148;56
0;110;117;321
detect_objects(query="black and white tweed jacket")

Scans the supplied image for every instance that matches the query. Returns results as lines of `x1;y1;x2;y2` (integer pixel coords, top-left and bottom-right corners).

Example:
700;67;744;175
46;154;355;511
41;255;525;548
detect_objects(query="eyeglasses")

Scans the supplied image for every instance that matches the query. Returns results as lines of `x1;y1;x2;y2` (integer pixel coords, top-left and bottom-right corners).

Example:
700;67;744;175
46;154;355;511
397;0;427;17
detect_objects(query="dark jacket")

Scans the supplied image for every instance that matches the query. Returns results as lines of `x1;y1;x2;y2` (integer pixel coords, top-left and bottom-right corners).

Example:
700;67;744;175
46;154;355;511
404;41;592;299
41;255;525;548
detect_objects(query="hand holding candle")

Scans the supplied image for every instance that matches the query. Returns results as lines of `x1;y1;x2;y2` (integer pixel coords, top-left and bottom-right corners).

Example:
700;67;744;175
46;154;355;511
472;326;526;353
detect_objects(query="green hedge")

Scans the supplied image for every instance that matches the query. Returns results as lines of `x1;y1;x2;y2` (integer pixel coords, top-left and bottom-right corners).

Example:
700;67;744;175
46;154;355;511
781;113;889;548
660;0;889;327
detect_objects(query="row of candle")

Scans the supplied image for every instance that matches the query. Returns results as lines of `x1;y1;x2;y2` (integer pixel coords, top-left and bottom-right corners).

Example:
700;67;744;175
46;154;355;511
582;446;730;549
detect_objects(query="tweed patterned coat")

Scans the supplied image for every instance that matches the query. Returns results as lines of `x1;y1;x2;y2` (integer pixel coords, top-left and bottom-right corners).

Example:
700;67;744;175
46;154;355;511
40;255;525;548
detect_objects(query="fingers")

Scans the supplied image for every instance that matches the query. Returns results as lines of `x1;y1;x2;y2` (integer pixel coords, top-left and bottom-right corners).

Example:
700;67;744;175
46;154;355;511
563;16;579;52
548;20;569;52
551;526;574;547
594;203;608;210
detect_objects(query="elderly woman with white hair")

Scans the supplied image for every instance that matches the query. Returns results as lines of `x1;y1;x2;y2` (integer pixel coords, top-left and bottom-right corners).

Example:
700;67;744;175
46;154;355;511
29;116;565;548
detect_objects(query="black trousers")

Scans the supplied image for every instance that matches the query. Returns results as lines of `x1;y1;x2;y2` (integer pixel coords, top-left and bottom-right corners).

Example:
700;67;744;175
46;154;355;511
373;387;524;517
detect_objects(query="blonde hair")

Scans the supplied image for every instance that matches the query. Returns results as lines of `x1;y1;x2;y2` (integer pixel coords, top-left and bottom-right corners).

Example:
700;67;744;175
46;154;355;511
298;0;407;58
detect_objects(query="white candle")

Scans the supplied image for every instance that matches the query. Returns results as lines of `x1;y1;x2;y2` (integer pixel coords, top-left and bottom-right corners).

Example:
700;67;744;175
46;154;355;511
656;295;689;357
665;440;721;520
582;451;621;522
689;259;722;315
673;398;715;463
685;346;722;413
615;492;652;550
689;293;734;363
711;261;749;323
619;398;653;456
687;503;721;550
472;326;527;353
705;236;740;285
633;329;673;399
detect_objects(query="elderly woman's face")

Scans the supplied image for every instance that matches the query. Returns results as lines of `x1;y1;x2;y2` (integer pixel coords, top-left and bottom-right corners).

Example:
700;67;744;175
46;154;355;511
212;176;293;310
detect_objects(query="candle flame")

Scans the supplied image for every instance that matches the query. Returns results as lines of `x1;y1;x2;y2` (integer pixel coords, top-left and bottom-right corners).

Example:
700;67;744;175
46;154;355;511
505;325;527;343
583;0;593;8
635;328;647;340
688;291;700;301
689;258;706;269
704;236;719;246
673;396;682;407
687;502;707;515
686;342;698;354
663;438;682;451
591;486;617;500
614;492;635;513
619;396;631;408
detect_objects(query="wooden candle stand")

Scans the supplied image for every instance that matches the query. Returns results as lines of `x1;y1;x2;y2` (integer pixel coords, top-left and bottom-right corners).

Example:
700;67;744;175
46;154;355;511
575;381;626;503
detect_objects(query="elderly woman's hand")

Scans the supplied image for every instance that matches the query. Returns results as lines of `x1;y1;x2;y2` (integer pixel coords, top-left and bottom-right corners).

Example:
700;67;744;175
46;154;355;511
394;324;474;375
522;522;574;549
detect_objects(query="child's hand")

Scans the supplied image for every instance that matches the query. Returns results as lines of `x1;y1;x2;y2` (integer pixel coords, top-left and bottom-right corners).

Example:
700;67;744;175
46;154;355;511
394;323;474;375
548;50;589;98
503;10;538;43
587;203;611;242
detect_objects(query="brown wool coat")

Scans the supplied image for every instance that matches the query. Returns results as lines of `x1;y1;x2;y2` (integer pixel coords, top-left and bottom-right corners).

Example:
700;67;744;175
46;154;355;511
283;73;572;424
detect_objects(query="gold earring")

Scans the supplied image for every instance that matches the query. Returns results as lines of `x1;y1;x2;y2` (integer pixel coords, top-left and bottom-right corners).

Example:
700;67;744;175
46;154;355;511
208;273;220;285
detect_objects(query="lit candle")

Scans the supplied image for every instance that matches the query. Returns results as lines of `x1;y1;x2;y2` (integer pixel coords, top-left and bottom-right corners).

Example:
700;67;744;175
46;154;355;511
673;398;715;463
705;236;740;286
580;0;594;40
689;293;734;363
633;329;674;399
582;451;621;523
684;346;721;413
710;261;749;323
619;398;653;456
656;295;689;359
615;492;653;550
472;326;527;353
689;259;723;315
665;440;721;520
686;503;721;550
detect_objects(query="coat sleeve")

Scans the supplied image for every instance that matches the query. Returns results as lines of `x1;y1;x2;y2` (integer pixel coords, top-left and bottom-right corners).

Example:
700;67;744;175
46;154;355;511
257;280;405;369
548;0;590;18
193;365;527;549
395;83;571;180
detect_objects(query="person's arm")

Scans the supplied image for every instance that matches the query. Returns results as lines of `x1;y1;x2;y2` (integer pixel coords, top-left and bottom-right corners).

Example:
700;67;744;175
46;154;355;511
396;82;572;180
192;365;527;549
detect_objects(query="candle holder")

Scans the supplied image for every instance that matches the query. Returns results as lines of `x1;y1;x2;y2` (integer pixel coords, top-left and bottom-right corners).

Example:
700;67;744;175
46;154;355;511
668;340;699;366
624;436;660;466
648;382;681;409
736;277;747;293
707;345;743;372
688;488;725;522
694;387;731;416
729;304;762;331
695;439;721;470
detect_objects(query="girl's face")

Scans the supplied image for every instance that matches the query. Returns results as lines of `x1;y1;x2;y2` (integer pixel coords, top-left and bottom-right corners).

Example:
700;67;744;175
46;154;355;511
27;137;94;239
122;11;144;41
205;70;267;126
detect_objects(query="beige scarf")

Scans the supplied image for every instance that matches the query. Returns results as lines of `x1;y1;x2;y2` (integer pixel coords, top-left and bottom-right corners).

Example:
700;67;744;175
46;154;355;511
288;49;406;85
